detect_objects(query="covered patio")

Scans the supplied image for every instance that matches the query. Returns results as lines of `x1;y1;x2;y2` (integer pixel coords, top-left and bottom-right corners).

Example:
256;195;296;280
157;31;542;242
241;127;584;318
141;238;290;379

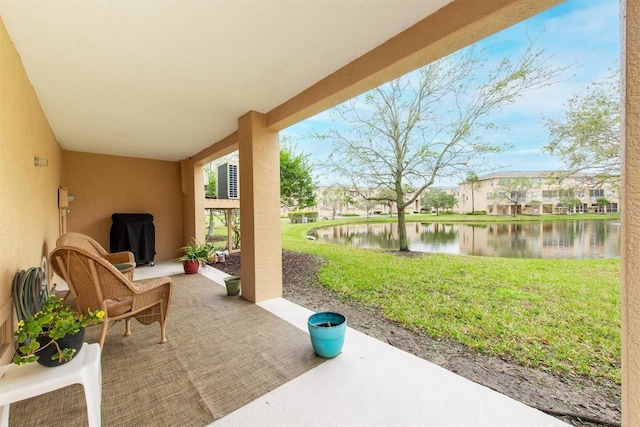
1;0;639;424
10;265;567;426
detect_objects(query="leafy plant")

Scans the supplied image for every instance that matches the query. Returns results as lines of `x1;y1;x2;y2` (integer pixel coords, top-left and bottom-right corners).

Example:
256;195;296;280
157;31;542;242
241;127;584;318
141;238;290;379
13;295;104;365
177;238;214;263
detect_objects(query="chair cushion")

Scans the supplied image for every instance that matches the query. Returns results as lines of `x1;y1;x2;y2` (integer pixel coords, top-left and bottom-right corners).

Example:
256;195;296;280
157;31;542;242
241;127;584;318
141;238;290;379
105;297;133;317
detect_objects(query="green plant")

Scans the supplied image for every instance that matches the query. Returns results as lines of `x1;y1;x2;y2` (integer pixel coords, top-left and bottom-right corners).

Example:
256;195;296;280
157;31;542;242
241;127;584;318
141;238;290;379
287;211;320;223
177;238;214;264
13;295;104;365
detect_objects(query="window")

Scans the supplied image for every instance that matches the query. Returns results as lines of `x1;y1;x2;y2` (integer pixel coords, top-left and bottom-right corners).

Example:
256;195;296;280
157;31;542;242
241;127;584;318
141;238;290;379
510;190;524;200
590;189;605;198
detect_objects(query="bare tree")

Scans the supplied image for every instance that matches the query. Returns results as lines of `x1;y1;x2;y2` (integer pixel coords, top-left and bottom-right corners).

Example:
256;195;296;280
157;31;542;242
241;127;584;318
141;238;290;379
320;42;567;250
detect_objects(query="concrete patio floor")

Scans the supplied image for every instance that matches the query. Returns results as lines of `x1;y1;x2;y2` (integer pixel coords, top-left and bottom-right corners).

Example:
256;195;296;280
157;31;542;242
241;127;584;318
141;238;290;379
135;262;568;426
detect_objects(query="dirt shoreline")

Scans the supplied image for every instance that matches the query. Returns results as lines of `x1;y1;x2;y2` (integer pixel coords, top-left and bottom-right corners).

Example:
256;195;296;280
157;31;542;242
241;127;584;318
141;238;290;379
216;250;621;427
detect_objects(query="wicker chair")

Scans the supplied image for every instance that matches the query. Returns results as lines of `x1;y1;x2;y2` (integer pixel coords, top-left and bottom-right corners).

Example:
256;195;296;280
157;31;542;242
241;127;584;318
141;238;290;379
49;246;173;348
56;232;135;280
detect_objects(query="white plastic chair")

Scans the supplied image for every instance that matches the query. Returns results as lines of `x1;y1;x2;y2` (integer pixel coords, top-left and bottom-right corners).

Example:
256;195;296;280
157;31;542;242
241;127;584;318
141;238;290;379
0;343;101;426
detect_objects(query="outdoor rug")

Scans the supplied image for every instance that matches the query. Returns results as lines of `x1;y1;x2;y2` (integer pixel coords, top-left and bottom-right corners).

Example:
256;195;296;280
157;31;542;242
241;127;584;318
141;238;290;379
10;274;325;426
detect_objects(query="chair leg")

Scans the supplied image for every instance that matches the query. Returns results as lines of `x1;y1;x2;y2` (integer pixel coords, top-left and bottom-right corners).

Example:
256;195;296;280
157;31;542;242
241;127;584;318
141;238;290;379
80;344;102;427
98;321;109;348
125;318;131;337
0;404;10;427
159;303;167;343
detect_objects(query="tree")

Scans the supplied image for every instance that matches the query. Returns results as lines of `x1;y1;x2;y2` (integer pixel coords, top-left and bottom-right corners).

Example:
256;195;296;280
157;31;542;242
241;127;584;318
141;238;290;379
280;139;316;211
493;177;532;217
464;171;480;214
320;41;566;251
596;197;611;214
213;209;241;249
203;163;217;239
374;188;398;217
204;163;217;199
421;190;450;216
544;68;621;185
321;186;348;219
362;199;380;217
444;193;458;213
561;196;582;214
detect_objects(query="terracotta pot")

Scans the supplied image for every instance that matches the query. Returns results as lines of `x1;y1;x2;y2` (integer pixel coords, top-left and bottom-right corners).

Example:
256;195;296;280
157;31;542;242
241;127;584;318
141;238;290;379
182;260;200;274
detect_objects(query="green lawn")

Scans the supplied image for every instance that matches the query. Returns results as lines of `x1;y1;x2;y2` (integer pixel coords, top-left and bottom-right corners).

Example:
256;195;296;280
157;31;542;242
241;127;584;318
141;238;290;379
281;216;621;383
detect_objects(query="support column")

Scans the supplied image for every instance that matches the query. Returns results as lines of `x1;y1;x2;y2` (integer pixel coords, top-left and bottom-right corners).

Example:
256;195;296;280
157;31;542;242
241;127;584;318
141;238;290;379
180;159;205;245
238;111;282;302
622;1;640;424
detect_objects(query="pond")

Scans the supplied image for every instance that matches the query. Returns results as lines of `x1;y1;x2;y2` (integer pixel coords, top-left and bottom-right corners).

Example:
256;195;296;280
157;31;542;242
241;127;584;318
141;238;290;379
311;220;621;259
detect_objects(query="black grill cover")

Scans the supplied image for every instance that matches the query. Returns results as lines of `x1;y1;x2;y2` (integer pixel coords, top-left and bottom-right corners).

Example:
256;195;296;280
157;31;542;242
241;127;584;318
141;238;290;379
110;213;155;264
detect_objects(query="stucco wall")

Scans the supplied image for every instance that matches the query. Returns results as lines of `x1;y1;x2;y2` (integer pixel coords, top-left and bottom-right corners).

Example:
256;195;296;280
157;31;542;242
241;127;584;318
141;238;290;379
622;0;639;423
0;16;62;363
62;151;183;261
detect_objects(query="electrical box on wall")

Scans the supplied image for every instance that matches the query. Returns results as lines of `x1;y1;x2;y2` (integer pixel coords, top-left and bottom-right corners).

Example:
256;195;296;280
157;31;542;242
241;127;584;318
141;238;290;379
58;187;69;208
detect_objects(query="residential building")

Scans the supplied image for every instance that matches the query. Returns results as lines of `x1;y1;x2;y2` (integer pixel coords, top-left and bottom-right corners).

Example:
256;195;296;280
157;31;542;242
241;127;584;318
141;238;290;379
457;171;620;215
311;185;392;218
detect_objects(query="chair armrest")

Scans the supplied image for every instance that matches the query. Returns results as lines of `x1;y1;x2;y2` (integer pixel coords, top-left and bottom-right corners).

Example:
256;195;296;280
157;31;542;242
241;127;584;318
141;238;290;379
130;277;173;294
104;251;135;265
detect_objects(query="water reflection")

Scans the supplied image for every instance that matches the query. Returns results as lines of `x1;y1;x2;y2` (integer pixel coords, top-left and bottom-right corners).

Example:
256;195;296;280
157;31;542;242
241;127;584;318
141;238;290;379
312;220;621;259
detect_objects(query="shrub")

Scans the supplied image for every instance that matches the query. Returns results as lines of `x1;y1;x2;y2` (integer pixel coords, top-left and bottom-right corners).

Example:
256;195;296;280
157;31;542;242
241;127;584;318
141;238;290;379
288;211;320;223
288;212;304;223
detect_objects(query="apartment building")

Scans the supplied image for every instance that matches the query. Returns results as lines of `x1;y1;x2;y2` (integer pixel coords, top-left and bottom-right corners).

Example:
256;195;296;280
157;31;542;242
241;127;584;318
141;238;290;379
308;185;459;218
457;171;620;215
311;185;392;218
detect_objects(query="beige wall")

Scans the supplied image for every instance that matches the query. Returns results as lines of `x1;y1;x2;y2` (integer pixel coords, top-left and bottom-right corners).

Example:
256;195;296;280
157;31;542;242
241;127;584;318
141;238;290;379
622;0;639;423
62;151;183;261
0;16;62;363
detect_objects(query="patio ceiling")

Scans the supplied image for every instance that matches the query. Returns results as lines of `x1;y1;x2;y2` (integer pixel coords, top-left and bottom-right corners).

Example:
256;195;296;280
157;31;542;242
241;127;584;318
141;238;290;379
0;0;452;162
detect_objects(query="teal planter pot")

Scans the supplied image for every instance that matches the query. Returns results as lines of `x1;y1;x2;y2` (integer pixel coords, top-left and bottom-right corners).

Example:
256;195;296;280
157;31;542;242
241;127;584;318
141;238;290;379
307;312;346;358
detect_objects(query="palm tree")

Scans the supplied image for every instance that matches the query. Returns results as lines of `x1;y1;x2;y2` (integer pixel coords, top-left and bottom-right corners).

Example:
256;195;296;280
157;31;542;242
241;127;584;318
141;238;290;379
465;171;480;214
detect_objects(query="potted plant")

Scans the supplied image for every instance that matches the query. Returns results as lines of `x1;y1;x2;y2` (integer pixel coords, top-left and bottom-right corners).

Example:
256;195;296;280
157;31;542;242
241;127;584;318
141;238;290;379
13;295;104;367
177;239;213;274
307;311;347;358
223;275;241;296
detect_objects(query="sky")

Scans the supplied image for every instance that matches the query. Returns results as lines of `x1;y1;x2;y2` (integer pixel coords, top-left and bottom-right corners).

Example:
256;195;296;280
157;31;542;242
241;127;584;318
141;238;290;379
280;0;620;187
